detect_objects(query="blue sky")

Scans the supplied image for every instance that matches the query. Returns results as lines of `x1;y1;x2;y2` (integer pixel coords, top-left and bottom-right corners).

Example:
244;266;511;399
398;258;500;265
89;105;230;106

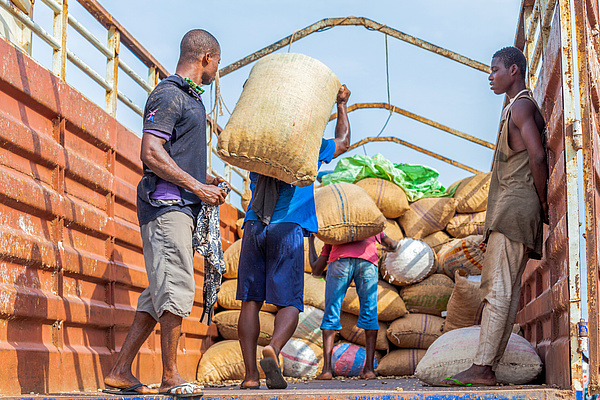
29;0;523;199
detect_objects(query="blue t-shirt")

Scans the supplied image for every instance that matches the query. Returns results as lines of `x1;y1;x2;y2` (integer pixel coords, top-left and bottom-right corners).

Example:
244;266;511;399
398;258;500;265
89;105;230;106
245;138;336;234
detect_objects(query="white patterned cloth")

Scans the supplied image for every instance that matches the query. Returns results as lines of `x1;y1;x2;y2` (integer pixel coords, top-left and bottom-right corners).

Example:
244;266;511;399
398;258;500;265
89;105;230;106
193;182;230;325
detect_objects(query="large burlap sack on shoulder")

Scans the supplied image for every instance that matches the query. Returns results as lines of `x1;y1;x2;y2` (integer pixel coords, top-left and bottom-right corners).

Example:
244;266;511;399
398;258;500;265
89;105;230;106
332;343;378;377
342;280;407;321
452;172;491;214
422;231;453;253
415;326;542;385
437;235;486;278
446;212;486;238
381;239;436;286
218;53;340;187
217;279;278;313
387;314;444;349
293;305;324;346
304;273;327;310
340;312;389;351
281;338;323;378
377;349;427;377
315;183;386;244
223;239;242;279
443;272;484;333
399;274;454;316
213;310;275;346
197;341;284;382
304;237;325;273
356;178;410;219
397;198;456;239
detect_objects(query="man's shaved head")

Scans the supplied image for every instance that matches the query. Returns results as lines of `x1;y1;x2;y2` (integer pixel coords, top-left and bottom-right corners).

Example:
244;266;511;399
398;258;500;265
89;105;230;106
179;29;220;65
492;46;527;79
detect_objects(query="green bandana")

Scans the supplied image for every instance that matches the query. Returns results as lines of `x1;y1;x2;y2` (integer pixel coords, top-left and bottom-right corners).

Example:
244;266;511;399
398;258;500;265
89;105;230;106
184;77;205;95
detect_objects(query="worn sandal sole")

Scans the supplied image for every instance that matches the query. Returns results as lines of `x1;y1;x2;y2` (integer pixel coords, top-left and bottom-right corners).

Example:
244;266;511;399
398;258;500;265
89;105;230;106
259;357;287;389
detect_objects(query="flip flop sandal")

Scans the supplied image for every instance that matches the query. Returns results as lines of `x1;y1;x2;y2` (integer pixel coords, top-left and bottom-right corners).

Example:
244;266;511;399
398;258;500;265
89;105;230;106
102;383;152;395
259;357;287;389
160;382;204;398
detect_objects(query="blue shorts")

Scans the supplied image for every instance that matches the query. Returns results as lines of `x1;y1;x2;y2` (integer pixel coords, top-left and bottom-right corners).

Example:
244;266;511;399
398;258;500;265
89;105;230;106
321;258;379;331
236;221;304;311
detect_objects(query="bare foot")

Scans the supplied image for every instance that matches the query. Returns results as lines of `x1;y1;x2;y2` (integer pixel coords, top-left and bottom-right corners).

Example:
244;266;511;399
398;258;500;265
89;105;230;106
160;376;203;395
262;344;280;366
104;371;157;394
360;370;377;380
442;364;497;386
316;370;333;380
240;378;260;389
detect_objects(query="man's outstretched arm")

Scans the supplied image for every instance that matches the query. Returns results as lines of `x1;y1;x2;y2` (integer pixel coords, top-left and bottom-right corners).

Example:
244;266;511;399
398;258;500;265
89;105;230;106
333;85;351;158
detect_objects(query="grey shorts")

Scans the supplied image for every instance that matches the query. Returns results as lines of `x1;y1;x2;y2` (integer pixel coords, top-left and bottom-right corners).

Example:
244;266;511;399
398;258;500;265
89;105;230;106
137;210;196;321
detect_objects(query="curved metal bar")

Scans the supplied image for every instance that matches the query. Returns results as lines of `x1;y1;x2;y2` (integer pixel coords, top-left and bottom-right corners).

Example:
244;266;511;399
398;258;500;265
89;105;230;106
348;136;482;174
330;102;495;149
219;17;490;77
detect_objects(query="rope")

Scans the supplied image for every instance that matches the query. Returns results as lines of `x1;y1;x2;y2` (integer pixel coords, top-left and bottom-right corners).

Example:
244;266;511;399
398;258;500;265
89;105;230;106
288;30;299;52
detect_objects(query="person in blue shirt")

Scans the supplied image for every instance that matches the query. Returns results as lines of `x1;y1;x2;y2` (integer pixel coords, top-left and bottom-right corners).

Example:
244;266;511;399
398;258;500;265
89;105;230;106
236;85;351;390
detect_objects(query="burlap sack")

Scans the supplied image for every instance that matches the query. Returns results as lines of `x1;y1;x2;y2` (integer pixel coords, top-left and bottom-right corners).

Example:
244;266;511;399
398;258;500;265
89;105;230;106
315;183;386;245
342;280;407;321
213;310;275;346
387;313;444;349
376;349;427;377
236;218;244;239
397;198;456;239
377;219;404;260
437;235;487;278
415;326;542;385
339;312;389;351
443;271;484;333
304;273;327;310
304;237;325;273
452;172;491;214
446;212;486;238
422;231;453;253
218;53;340;186
197;340;283;382
217;279;278;313
399;274;454;316
381;239;436;286
281;338;323;378
241;188;252;212
355;178;410;219
293;305;324;346
223;239;242;279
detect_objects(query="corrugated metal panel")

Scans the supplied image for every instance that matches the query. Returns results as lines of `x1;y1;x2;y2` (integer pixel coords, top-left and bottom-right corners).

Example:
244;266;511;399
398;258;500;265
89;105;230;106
0;36;239;394
514;2;572;388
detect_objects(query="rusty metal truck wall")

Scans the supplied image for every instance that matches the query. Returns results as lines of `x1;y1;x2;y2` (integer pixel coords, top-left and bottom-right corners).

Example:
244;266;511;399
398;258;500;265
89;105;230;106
515;2;571;388
0;36;238;394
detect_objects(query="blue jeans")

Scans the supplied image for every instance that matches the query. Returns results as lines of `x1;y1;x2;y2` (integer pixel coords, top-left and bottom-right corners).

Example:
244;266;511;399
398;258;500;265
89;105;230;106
321;257;379;331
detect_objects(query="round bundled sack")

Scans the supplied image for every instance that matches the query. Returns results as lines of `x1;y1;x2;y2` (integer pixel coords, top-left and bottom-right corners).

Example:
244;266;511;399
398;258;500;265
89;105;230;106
377;349;427;377
303;237;325;273
304;273;327;310
422;231;453;253
315;183;386;245
281;338;323;378
340;313;389;351
437;235;486;278
217;279;278;313
342;280;407;321
399;274;454;316
217;53;340;187
236;218;244;238
292;305;324;346
397;198;456;239
355;178;410;219
387;313;444;349
381;239;436;286
451;172;491;214
223;239;242;279
213;310;275;346
446;212;486;238
443;271;484;333
415;326;542;385
332;343;378;377
196;340;284;382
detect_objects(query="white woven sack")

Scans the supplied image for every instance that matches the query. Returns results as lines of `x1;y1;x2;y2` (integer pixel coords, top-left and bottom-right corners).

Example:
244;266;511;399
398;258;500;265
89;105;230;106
292;305;324;346
281;338;323;378
382;238;436;286
217;53;340;186
415;326;542;385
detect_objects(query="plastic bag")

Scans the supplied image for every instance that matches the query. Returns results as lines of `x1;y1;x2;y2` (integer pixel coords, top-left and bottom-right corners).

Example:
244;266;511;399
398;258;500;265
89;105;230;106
321;154;456;202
